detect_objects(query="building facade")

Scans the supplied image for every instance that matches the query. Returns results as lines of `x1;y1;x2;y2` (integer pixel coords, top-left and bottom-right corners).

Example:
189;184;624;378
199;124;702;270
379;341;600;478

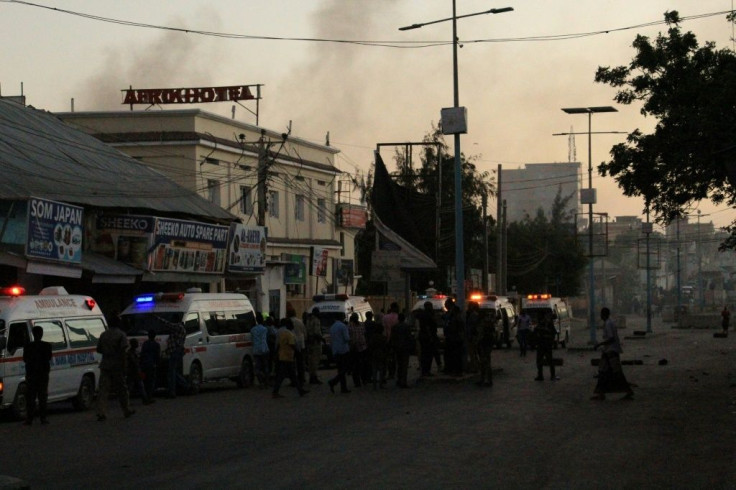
59;109;366;316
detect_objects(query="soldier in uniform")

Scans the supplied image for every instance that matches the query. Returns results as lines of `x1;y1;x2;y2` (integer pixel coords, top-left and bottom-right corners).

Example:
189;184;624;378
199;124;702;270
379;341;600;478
306;308;324;384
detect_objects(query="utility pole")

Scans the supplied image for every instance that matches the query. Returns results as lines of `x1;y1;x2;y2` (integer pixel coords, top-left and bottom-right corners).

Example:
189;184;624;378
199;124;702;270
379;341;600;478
496;164;503;294
676;215;681;321
257;130;268;227
502;199;507;295
482;193;489;293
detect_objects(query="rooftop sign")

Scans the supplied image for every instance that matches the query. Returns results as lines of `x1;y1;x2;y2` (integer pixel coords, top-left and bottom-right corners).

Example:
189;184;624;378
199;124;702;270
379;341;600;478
122;84;260;106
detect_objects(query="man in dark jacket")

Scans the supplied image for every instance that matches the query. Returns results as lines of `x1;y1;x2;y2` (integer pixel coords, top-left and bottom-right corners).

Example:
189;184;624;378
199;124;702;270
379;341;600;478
391;313;416;388
23;326;52;426
534;312;558;381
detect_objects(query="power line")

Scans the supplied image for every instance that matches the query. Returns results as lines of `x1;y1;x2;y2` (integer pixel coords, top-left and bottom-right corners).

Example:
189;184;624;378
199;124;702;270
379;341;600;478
2;1;731;48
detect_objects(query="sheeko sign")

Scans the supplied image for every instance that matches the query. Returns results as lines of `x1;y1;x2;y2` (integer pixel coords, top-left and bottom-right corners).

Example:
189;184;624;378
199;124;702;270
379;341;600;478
122;85;259;106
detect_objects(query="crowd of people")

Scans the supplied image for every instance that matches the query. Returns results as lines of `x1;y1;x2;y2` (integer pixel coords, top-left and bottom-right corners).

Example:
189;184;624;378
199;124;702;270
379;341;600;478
21;300;635;425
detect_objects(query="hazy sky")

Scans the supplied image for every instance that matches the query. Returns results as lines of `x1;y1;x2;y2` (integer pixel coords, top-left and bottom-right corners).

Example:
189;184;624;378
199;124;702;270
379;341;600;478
2;0;735;229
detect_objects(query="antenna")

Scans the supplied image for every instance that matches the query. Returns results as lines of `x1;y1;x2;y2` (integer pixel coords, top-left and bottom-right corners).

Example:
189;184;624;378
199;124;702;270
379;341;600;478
568;126;577;162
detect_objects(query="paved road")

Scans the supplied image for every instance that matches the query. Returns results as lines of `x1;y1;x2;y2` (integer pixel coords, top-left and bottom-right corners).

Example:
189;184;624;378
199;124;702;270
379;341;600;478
2;315;736;489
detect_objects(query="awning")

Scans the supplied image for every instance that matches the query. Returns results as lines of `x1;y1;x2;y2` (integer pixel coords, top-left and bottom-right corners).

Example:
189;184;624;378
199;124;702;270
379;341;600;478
26;260;82;279
81;253;142;284
142;271;224;283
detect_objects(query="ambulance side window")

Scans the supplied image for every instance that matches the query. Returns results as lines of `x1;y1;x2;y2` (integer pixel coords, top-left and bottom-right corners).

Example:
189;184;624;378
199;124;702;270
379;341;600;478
34;320;67;351
7;322;30;354
183;313;200;335
205;312;227;336
66;317;106;348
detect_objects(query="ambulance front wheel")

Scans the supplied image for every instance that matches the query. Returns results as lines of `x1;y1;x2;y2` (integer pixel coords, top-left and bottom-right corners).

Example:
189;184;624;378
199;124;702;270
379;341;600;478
72;375;95;411
11;383;28;420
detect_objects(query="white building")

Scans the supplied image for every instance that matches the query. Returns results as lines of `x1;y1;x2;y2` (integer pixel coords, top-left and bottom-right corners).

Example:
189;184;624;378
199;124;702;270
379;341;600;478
59;109;366;316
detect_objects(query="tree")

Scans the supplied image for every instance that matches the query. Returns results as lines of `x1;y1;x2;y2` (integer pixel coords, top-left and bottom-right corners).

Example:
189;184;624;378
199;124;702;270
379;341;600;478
594;11;736;248
505;188;586;296
361;124;495;294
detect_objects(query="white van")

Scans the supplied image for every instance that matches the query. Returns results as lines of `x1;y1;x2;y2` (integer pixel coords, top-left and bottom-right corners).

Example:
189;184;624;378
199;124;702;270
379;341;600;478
0;286;106;419
521;294;572;348
308;294;373;365
120;289;257;393
470;294;517;349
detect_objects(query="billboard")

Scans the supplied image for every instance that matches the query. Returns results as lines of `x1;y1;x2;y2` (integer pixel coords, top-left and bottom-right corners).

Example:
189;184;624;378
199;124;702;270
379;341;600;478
228;224;267;274
311;246;329;277
26;197;84;265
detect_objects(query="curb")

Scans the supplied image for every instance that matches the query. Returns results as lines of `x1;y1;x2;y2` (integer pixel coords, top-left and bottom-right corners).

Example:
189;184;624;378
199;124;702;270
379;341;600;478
0;476;29;490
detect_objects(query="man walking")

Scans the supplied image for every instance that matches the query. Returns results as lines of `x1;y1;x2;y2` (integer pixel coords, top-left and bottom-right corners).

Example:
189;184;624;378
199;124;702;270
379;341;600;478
251;313;270;388
163;318;190;398
534;312;558;381
328;316;351;394
517;311;531;357
23;325;52;426
391;313;416;388
306;308;324;384
288;306;307;385
272;318;308;398
96;315;135;421
591;307;634;401
416;301;439;377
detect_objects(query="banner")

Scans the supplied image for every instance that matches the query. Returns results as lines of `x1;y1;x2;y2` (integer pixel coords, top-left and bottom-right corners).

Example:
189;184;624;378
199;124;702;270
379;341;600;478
228;224;267;274
94;214;155;267
283;254;307;285
310;246;329;277
26;197;84;265
150;218;229;274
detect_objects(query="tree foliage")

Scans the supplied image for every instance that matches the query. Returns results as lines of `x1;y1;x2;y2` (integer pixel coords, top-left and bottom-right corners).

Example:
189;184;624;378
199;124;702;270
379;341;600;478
505;188;586;296
594;11;736;247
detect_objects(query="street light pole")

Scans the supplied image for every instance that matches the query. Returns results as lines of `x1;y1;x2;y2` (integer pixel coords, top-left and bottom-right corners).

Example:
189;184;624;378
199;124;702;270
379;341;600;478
400;4;513;310
561;106;617;344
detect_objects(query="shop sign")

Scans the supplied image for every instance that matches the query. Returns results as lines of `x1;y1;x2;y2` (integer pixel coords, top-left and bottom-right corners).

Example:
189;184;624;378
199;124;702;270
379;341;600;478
283;254;307;285
337;204;368;229
26;197;84;265
94;214;155;267
228;224;267;274
150;218;229;274
122;85;258;105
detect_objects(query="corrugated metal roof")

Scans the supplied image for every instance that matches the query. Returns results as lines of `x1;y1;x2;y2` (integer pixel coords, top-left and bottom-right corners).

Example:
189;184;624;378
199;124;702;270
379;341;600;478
0;99;236;222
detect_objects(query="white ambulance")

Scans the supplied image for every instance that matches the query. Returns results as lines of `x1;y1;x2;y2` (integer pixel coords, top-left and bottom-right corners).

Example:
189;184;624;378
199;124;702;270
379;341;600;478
0;286;106;419
521;294;572;348
308;294;373;365
469;293;518;349
120;289;257;393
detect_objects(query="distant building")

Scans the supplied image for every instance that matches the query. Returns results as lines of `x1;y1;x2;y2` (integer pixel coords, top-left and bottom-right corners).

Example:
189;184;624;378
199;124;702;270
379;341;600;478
500;162;582;224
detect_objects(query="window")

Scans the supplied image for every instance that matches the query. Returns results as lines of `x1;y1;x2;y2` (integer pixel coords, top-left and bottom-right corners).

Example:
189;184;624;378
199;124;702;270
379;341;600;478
184;313;201;335
269;191;280;218
33;320;67;351
240;186;253;215
204;312;226;336
207;180;221;206
204;157;220;165
317;198;327;224
66;318;106;348
6;322;29;353
295;195;305;222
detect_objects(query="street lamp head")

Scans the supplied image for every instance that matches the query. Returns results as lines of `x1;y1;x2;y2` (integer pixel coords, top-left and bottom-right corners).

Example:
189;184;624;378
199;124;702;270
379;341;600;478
398;23;422;31
489;7;514;14
562;106;617;114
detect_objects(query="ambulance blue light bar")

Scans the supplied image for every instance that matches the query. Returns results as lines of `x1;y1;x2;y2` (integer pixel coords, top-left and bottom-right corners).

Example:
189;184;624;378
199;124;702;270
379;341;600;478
135;294;155;304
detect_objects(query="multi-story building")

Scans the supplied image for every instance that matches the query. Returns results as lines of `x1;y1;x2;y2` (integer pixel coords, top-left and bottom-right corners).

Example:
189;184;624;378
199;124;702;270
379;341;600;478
500;162;582;224
59;109;366;316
